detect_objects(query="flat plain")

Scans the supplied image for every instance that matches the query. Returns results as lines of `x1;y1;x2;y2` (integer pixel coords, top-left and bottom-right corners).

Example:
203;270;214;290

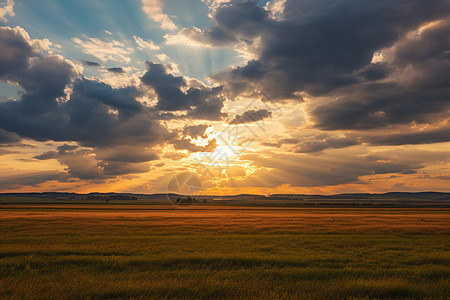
0;204;449;299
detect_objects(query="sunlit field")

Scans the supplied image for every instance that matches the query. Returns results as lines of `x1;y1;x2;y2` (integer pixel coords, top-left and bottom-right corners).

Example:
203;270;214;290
0;204;449;299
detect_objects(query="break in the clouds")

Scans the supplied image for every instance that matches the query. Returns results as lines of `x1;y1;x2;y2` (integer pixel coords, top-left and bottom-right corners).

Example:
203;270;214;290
0;0;449;194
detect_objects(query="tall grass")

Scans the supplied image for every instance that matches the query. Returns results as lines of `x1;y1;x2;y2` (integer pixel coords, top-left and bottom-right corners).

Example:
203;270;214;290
0;206;449;299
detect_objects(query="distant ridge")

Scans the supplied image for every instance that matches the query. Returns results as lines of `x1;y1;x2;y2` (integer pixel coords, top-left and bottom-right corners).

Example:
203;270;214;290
0;191;449;200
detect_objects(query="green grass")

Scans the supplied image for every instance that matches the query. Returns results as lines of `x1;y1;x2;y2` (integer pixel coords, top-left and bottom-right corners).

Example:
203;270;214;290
0;207;449;299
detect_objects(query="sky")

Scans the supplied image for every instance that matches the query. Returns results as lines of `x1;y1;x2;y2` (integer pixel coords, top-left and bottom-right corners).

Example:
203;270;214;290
0;0;449;195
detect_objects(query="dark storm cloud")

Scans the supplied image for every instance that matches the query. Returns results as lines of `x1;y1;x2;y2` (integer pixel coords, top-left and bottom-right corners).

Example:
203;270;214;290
213;0;269;40
362;127;450;146
187;96;227;120
176;0;268;47
81;60;100;67
0;76;168;147
307;18;450;131
33;151;58;160
205;0;449;138
0;129;20;144
229;109;271;124
0;27;35;78
141;61;226;120
57;144;78;152
33;143;78;160
308;81;450;131
107;67;126;74
182;124;210;139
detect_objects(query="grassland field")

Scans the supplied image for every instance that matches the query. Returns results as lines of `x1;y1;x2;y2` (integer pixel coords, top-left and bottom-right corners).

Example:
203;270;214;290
0;202;449;299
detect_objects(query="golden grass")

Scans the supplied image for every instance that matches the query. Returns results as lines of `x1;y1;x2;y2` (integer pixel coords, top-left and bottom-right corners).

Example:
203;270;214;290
1;205;449;234
0;205;449;299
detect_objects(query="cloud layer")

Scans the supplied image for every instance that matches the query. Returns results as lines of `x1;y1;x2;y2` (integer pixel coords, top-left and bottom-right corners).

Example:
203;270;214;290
0;0;449;193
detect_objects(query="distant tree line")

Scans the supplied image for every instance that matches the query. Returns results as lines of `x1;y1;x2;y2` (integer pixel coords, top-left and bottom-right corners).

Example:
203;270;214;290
85;195;138;201
176;197;207;204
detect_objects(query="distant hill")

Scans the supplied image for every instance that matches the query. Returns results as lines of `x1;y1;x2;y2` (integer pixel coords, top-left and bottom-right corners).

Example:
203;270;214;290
1;191;449;201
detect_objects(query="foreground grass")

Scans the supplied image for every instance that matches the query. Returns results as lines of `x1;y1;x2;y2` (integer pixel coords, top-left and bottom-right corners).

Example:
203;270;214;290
0;206;449;299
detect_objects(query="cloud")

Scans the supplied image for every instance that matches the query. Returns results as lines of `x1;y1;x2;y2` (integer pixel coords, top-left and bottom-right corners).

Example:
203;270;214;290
361;126;450;146
168;124;217;153
1;3;449;191
218;0;446;95
0;170;69;189
0;27;176;181
229;109;271;124
264;0;286;21
0;26;35;78
237;149;450;188
164;26;235;48
166;1;266;50
196;0;450;146
35;147;102;180
1;25;60;54
72;36;134;63
0;26;231;183
263;123;450;153
262;133;358;153
141;0;177;31
35;144;158;179
81;60;100;67
0;129;20;144
0;0;14;22
213;0;448;99
172;137;217;153
307;18;450;131
141;61;226;120
183;124;210;139
293;135;359;153
95;145;158;163
156;53;169;62
133;36;159;50
107;67;126;74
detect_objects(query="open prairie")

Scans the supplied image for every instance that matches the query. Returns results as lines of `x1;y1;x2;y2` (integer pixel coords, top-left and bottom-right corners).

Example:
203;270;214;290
0;204;449;299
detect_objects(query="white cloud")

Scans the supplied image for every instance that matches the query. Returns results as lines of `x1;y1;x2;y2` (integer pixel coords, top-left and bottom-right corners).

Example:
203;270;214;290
164;27;211;48
156;53;169;62
0;0;14;22
264;0;287;21
141;0;177;31
133;36;159;50
104;30;112;35
72;36;134;63
202;0;229;17
98;66;143;88
6;26;61;54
